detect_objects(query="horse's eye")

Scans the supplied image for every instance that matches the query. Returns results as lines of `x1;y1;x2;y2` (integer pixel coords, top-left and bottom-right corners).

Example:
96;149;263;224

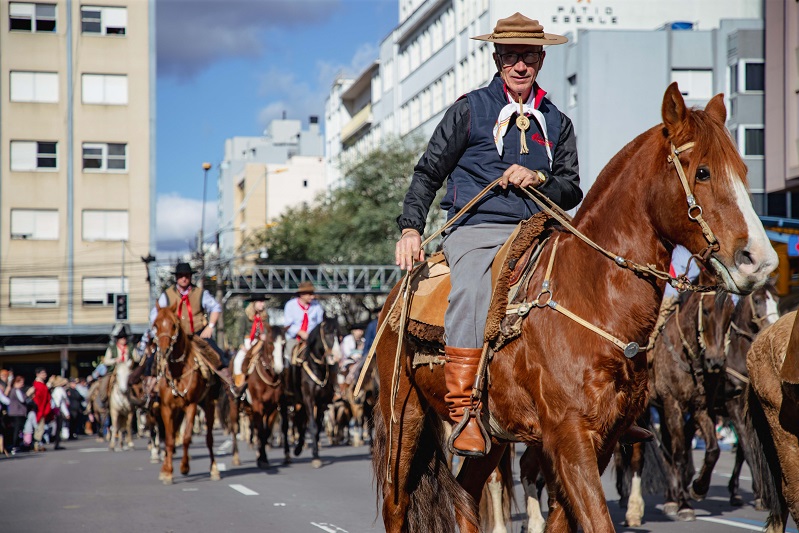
696;167;711;182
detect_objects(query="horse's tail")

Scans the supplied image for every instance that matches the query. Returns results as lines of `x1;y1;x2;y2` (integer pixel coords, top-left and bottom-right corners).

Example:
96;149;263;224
744;383;785;529
372;406;475;532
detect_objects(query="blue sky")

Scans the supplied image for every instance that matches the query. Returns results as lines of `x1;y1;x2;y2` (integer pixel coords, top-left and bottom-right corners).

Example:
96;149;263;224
155;0;397;254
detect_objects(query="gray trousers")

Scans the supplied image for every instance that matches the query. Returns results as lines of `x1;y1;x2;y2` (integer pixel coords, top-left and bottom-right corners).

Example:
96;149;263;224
442;223;517;348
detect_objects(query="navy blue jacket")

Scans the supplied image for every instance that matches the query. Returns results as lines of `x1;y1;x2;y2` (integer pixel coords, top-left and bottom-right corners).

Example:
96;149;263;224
398;74;582;233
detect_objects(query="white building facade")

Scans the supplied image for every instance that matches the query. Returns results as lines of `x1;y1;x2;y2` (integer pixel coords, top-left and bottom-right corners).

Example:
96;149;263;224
327;0;763;205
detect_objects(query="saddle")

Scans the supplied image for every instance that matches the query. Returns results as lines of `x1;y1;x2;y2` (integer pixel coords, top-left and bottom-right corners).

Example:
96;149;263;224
388;213;555;350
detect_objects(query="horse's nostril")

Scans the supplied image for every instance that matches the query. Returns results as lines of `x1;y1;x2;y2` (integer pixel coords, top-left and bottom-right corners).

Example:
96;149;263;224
735;249;755;267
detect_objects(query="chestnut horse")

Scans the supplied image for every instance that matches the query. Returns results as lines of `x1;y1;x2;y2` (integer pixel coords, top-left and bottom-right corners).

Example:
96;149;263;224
372;83;777;532
152;302;222;484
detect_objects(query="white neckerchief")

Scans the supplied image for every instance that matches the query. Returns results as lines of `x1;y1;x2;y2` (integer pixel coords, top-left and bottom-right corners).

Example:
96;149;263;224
492;86;552;169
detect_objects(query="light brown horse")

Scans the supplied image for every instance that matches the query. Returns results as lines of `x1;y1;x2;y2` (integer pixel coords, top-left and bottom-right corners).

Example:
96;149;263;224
745;310;799;532
152;302;222;485
372;83;777;532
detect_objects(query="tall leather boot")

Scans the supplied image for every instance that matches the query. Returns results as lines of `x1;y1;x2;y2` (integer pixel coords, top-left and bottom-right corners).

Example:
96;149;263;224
444;346;488;457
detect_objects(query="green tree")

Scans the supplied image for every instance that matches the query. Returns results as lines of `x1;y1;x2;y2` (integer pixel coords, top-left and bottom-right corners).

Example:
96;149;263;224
245;135;443;265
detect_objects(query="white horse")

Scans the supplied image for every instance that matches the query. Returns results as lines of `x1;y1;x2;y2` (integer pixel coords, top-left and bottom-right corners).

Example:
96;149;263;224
109;359;135;451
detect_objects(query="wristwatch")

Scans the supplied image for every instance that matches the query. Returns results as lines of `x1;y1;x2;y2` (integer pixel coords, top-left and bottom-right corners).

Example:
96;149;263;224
536;170;547;186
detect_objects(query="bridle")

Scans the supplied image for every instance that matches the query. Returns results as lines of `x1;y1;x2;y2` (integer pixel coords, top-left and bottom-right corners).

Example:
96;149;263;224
154;319;182;363
302;322;336;389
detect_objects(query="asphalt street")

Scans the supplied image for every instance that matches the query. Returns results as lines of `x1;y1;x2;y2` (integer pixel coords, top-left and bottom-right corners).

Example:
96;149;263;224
1;429;797;533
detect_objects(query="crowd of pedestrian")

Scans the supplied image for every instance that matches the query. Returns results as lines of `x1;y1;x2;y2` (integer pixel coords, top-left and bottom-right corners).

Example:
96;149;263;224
0;367;93;455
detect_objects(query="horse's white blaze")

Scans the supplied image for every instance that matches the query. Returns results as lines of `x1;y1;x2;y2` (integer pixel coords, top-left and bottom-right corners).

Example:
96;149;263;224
764;292;779;326
730;176;778;284
522;477;545;533
625;472;645;527
273;337;285;374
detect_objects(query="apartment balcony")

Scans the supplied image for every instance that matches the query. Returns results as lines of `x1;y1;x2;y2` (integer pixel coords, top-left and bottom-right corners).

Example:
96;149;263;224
341;103;372;145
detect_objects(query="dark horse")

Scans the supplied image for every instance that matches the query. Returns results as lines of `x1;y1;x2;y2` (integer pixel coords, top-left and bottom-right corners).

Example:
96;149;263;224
292;318;340;468
372;83;777;532
649;285;736;521
229;329;283;469
152;302;222;484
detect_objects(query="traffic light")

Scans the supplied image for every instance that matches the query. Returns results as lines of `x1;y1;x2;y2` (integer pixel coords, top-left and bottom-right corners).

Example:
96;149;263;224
114;293;128;321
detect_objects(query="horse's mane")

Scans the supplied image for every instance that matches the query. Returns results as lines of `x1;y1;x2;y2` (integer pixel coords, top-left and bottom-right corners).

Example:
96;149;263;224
154;305;221;368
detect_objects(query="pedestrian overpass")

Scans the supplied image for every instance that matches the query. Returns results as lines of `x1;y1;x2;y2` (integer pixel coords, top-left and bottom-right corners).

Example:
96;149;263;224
218;263;403;302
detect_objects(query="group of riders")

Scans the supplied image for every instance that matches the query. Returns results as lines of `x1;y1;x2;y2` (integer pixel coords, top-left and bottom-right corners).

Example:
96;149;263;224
89;261;371;435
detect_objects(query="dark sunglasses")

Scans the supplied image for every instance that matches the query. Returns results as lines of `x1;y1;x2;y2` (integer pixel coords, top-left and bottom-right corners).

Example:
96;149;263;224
498;51;543;66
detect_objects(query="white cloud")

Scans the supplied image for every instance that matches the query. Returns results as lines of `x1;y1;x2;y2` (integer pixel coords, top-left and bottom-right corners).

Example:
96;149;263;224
156;193;218;254
157;0;342;80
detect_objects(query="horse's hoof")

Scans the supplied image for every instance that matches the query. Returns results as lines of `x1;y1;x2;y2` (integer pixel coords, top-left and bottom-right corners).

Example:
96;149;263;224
257;459;269;470
210;470;221;481
730;494;744;507
158;471;166;481
689;485;706;501
676;508;696;522
293;444;303;457
283;454;291;466
232;456;241;467
754;498;767;511
180;465;190;476
311;458;322;469
662;502;679;516
150;457;160;464
624;517;642;527
162;476;173;485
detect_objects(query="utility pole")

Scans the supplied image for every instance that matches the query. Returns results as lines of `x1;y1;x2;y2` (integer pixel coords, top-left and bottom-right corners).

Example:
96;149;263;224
200;161;212;290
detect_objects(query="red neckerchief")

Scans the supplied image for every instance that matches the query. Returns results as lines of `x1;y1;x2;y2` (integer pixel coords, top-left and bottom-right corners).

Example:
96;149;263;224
250;315;264;343
298;300;310;340
177;287;195;332
117;341;127;362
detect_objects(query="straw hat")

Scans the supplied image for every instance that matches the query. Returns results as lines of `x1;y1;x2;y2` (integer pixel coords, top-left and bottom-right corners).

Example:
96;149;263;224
472;13;568;46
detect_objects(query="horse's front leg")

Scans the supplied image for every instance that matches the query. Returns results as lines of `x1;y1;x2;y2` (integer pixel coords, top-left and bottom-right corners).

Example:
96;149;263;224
180;402;197;476
307;397;324;468
520;446;546;533
160;405;175;484
456;443;508;533
204;398;220;480
660;396;693;519
230;397;241;467
252;401;269;468
125;412;135;449
690;409;720;501
280;396;292;464
108;412;117;451
540;415;615;533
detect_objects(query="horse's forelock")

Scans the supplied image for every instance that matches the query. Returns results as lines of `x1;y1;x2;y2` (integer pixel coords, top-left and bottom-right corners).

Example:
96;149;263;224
687;108;748;189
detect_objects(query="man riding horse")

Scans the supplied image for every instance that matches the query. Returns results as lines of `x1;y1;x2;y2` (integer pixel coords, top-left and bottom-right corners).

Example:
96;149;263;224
284;281;324;397
231;293;270;396
394;12;651;456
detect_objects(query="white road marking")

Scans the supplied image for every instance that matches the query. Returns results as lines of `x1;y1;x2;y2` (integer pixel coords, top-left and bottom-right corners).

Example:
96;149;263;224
273;502;286;507
229;484;258;496
696;517;761;531
77;448;108;453
182;488;198;492
310;523;349;533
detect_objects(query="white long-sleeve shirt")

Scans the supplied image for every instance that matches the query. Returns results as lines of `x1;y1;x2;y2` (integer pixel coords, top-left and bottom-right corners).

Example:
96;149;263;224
283;298;324;339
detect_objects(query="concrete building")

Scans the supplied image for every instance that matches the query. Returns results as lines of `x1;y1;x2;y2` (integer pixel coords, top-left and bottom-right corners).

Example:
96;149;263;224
326;0;762;203
763;0;799;215
218;118;325;259
0;0;155;375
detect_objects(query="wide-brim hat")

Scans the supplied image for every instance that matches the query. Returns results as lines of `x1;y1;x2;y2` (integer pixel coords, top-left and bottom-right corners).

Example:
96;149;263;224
248;293;269;302
112;322;131;339
174;262;195;276
472;13;567;46
52;376;69;388
297;281;316;294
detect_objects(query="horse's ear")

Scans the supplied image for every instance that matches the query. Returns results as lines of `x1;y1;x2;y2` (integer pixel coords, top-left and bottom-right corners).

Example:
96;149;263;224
662;82;687;139
155;300;161;311
704;93;727;125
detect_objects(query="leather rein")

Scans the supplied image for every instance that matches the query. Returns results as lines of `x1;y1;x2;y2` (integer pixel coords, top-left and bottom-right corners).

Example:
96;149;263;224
302;323;334;389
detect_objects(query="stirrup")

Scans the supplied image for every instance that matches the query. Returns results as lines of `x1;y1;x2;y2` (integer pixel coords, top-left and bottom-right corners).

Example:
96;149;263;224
446;406;491;457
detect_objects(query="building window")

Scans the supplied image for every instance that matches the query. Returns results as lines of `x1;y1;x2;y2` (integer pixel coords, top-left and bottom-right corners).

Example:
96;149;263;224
9;71;58;103
81;5;127;35
82;142;127;171
10;141;57;171
671;69;713;100
9;2;56;32
82;209;129;241
10;209;58;240
567;74;577;108
732;60;764;94
10;277;59;307
82;277;128;306
737;126;764;157
303;179;308;187
81;74;128;105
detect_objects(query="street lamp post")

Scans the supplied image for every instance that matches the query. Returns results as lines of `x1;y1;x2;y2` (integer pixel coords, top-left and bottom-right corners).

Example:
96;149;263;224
200;162;212;285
